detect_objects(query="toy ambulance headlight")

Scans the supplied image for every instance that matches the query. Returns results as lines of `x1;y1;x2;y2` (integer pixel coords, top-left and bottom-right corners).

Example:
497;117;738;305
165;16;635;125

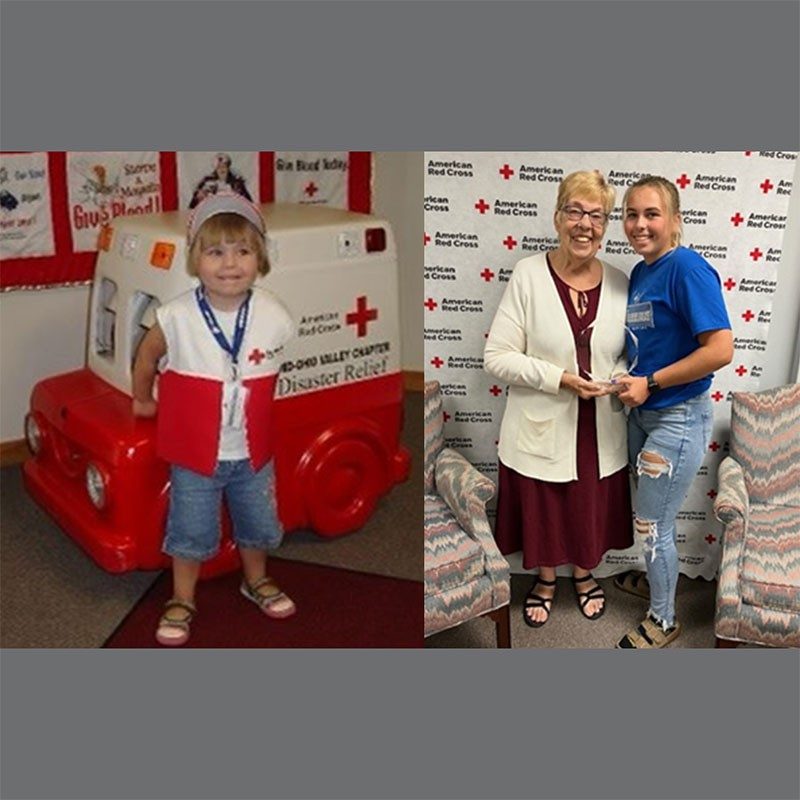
85;462;109;510
24;413;44;455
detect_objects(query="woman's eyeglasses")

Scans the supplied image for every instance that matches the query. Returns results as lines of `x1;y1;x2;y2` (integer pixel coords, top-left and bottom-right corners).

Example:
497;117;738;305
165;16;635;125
561;206;608;227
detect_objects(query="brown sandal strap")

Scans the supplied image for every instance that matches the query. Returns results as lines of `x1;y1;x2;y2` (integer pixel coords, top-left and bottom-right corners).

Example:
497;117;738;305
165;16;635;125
159;599;195;631
249;577;280;595
163;598;196;615
243;577;286;606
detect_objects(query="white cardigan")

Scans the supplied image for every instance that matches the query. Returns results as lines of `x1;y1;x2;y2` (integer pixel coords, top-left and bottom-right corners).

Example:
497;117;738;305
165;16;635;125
484;253;629;482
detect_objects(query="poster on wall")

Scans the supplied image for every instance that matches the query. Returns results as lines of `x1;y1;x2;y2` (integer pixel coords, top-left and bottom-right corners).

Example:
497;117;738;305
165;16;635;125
67;151;162;252
423;150;797;580
177;151;259;209
275;151;348;207
0;152;55;260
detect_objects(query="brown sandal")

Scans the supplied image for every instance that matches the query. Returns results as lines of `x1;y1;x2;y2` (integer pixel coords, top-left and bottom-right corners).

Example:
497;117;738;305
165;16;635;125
240;577;296;619
613;570;650;600
616;614;681;649
155;599;196;647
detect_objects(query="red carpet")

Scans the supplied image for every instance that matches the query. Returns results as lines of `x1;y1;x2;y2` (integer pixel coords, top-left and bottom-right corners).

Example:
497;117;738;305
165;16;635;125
104;559;423;648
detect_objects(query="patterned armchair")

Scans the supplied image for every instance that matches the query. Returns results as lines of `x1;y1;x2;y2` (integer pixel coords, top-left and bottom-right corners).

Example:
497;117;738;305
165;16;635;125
713;383;800;648
424;381;511;646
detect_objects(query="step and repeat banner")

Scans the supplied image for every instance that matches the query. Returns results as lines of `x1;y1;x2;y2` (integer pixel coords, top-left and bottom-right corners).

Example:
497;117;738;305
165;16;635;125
424;151;797;580
0;151;372;290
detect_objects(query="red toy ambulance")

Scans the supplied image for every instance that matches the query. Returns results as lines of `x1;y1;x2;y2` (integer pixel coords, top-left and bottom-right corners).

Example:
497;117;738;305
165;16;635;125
23;204;410;577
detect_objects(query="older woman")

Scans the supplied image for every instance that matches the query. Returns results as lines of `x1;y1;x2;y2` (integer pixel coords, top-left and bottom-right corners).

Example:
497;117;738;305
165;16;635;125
484;170;632;628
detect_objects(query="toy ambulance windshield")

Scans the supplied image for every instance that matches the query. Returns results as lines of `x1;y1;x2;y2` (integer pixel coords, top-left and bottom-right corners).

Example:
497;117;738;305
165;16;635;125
24;204;410;576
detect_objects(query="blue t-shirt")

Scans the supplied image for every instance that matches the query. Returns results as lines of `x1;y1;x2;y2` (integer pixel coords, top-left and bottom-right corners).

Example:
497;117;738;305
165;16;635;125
626;246;731;410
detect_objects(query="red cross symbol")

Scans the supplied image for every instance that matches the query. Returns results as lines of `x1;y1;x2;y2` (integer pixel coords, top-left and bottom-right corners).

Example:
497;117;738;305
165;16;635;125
475;198;490;214
424;298;438;311
705;534;717;545
248;348;266;365
346;295;378;337
711;391;724;402
741;309;755;322
709;441;721;452
749;247;763;261
503;235;517;250
480;268;495;282
443;411;451;423
723;277;737;291
676;173;691;189
499;164;514;180
735;365;748;377
707;489;718;499
424;233;431;245
489;385;502;397
730;212;744;227
430;356;444;369
760;178;774;194
304;181;319;198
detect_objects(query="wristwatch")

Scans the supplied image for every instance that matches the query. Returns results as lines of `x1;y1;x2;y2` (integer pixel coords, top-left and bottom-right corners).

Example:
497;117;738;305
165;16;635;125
646;374;661;393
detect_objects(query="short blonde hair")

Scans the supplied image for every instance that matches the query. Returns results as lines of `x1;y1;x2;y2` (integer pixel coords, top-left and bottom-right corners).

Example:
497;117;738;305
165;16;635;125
556;170;616;216
623;175;683;247
187;213;269;276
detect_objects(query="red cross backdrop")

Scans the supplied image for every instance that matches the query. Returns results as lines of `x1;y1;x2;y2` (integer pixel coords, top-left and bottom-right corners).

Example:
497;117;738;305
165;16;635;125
424;151;797;580
0;151;372;291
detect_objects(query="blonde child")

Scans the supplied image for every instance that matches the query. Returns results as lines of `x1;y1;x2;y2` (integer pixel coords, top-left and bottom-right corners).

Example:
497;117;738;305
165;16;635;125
133;191;295;646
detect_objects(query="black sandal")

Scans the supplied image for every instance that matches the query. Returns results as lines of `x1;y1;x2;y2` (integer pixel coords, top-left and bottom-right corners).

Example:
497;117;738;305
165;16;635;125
523;578;557;628
572;574;605;621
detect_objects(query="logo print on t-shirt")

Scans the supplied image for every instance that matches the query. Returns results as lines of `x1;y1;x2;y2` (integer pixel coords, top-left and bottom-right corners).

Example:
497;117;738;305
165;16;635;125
626;302;655;330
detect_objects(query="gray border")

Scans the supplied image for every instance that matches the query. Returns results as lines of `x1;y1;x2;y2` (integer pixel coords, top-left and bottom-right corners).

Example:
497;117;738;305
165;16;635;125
2;650;799;800
1;1;798;150
2;2;799;800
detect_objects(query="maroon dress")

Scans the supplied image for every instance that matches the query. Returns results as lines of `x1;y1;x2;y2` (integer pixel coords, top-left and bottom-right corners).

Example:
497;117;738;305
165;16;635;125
494;262;633;570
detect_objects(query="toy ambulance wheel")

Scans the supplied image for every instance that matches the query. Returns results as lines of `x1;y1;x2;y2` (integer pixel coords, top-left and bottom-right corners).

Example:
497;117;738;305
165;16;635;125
303;434;387;537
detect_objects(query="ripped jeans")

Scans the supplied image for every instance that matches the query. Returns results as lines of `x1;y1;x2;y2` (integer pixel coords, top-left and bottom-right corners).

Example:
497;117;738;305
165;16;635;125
628;393;713;627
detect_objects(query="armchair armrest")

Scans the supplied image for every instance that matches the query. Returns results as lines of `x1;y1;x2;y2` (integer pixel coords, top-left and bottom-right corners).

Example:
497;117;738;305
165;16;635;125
713;456;750;527
434;448;510;591
435;447;495;512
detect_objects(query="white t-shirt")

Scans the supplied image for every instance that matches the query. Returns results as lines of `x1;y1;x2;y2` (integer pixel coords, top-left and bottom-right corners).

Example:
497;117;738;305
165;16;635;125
214;309;249;461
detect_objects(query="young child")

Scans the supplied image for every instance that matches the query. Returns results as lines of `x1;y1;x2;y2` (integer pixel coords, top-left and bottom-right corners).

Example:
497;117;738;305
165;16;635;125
133;191;296;646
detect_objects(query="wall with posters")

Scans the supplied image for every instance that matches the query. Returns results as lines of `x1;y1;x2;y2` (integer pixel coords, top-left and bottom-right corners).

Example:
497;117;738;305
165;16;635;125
423;151;799;580
0;151;370;289
0;151;423;441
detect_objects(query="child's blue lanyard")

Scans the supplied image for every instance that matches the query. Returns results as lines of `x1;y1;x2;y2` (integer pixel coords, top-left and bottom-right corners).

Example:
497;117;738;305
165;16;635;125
195;286;251;381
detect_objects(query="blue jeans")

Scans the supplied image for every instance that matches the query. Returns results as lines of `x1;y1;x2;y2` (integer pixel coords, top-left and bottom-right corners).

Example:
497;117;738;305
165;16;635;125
628;393;713;627
163;460;284;561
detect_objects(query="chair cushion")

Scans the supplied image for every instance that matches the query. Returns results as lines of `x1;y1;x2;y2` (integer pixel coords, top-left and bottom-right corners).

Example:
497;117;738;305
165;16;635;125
424;575;496;637
740;503;800;614
424;494;485;596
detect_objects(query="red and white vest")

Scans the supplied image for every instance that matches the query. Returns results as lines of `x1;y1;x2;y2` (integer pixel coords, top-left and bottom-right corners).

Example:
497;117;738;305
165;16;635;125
156;288;294;476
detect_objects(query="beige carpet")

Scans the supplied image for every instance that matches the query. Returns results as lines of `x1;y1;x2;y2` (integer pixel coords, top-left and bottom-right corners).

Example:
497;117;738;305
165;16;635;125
426;572;732;649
